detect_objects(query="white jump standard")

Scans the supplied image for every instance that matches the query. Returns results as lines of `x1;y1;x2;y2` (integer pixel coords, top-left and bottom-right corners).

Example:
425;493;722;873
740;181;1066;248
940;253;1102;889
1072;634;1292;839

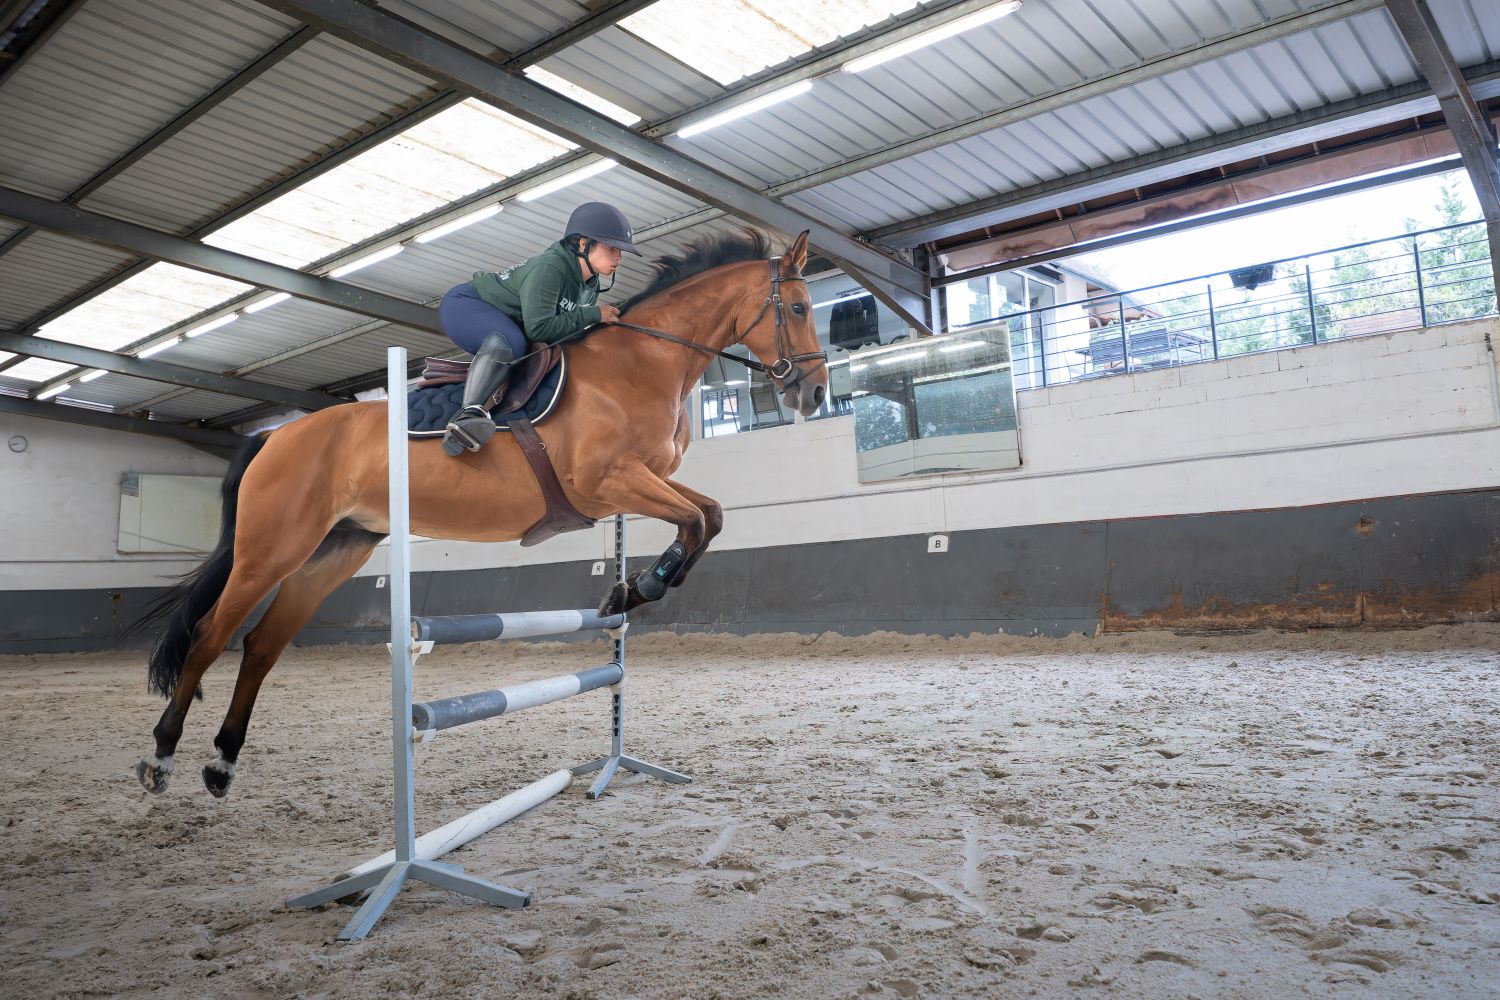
287;346;690;941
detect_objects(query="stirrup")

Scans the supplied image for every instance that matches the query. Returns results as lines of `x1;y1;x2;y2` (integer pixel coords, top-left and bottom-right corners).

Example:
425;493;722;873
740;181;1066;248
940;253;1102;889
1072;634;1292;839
443;406;494;456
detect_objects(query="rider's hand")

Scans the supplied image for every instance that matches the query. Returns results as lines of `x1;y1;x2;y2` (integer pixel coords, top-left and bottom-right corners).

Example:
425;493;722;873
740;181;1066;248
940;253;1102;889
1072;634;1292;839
597;304;621;325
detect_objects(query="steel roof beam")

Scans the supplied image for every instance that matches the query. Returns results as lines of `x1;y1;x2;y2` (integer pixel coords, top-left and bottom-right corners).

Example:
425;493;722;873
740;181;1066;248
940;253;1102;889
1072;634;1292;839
0;393;249;454
0;331;348;410
1385;0;1500;294
260;0;932;332
0;186;444;333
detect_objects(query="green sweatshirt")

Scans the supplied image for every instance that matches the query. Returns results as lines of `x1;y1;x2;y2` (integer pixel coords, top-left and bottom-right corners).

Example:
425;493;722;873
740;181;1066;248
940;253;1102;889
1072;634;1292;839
470;241;602;345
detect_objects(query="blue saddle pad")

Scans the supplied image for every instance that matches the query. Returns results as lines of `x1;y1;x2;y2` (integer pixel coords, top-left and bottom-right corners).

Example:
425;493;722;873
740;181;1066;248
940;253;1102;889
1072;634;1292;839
407;352;567;436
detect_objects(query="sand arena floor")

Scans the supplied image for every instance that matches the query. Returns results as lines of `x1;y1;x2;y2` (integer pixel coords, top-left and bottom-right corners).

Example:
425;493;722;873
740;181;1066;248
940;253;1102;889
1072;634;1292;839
0;626;1496;999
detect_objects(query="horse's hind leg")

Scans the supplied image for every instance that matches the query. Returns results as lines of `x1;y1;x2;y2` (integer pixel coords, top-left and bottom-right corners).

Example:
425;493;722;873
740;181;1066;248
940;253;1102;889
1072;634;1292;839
140;562;287;793
204;529;380;797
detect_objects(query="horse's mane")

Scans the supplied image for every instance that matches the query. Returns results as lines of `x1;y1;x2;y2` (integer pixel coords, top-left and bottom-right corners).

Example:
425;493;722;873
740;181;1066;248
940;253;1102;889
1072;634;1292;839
620;228;774;312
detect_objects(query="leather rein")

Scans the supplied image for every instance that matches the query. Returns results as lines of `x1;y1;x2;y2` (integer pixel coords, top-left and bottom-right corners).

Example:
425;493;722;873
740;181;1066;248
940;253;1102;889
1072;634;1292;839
609;257;828;390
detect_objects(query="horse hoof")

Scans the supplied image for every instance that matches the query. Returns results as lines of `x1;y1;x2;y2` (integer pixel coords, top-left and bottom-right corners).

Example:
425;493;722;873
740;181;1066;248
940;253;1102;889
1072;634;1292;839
136;756;174;794
202;758;236;798
598;581;630;617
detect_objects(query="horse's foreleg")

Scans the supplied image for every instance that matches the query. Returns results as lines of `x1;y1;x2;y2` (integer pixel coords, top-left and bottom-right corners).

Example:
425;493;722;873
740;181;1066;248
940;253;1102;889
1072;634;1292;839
591;463;706;615
662;478;723;590
203;535;379;797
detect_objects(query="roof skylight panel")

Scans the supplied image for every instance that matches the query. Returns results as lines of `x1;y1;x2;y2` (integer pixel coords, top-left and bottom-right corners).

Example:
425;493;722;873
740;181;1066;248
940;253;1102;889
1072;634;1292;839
621;0;921;86
5;263;253;382
205;100;573;269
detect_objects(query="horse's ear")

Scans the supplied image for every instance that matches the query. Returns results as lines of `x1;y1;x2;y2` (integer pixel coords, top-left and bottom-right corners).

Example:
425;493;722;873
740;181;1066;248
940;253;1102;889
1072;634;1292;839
782;230;810;274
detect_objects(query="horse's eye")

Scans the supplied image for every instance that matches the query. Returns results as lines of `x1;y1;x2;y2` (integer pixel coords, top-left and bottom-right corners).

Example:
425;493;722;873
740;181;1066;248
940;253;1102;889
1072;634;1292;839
791;303;807;316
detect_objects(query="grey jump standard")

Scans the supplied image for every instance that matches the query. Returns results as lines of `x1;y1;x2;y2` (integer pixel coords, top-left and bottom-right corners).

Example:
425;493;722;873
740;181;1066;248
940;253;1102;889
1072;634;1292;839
287;346;691;941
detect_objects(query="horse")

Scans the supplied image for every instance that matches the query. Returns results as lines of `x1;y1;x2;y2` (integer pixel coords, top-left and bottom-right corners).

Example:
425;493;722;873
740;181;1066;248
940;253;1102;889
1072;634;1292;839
134;229;828;798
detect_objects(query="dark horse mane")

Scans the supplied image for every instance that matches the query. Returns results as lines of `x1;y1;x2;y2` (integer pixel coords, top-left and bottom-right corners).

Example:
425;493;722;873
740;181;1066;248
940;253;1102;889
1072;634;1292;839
620;228;774;313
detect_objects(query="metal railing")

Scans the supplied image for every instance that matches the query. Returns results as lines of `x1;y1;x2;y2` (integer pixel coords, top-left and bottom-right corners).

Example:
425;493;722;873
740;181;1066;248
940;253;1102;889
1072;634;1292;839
954;220;1498;391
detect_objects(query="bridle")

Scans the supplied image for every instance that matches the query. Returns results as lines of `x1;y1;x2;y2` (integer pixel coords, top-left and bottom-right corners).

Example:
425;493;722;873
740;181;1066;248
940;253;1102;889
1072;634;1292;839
611;257;828;392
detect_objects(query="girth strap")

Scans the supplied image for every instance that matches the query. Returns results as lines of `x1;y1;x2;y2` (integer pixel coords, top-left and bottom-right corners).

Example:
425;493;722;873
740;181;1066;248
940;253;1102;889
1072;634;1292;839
507;417;596;547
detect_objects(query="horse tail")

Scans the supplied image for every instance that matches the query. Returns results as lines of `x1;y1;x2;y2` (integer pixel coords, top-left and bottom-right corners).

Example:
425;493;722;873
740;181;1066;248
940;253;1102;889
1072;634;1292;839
130;432;272;699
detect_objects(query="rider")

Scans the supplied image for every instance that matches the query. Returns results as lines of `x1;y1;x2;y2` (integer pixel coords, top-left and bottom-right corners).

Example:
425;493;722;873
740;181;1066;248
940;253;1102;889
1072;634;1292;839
439;201;640;456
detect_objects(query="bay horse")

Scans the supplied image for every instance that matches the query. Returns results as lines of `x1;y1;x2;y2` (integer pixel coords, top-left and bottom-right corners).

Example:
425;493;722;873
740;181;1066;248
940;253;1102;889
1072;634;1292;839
135;229;827;798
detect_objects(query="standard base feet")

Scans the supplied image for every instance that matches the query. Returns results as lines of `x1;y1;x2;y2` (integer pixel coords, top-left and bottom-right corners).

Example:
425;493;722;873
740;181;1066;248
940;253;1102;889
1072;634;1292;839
288;859;529;941
573;754;692;799
135;756;174;794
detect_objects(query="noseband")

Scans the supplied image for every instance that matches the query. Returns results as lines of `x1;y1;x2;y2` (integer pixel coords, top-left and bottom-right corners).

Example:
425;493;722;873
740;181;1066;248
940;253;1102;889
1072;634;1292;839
611;256;828;391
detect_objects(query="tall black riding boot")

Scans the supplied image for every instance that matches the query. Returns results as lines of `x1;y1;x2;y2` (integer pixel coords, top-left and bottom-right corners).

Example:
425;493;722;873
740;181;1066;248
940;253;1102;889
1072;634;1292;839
443;333;515;456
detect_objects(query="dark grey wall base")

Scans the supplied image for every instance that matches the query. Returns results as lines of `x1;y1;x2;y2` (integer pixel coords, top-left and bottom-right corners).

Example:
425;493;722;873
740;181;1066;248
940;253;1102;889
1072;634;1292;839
4;489;1497;655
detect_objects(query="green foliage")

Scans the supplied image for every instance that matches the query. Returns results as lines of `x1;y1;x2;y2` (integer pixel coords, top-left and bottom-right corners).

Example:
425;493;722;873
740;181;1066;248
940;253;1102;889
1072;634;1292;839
1418;180;1494;323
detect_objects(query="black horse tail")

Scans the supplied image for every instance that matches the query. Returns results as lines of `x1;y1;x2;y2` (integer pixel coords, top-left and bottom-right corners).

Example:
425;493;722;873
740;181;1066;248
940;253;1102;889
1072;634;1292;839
129;432;272;699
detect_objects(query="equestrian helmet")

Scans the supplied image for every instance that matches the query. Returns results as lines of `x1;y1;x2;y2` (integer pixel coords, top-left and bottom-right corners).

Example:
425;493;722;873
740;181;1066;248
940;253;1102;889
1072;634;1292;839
564;202;641;256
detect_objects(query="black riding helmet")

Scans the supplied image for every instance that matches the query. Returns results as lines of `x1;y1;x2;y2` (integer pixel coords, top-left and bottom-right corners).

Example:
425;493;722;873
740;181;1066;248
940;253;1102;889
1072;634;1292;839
565;201;641;256
565;201;638;292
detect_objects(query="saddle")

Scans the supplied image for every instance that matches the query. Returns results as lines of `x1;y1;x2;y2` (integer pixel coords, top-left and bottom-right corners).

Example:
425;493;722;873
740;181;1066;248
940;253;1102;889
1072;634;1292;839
406;345;595;547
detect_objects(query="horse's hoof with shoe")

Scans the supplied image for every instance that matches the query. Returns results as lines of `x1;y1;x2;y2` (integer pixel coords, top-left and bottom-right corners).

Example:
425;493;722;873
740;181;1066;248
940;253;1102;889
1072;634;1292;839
599;580;631;617
203;757;236;798
136;755;174;794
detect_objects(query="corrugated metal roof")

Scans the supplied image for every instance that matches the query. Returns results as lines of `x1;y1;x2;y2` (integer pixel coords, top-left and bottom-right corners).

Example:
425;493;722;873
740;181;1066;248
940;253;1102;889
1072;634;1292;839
4;0;1499;427
0;232;134;329
376;0;593;57
78;33;443;234
0;0;295;201
778;7;1436;233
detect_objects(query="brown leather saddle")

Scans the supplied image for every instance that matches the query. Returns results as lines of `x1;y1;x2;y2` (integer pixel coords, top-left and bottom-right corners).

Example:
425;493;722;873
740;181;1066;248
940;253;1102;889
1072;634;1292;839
417;346;595;548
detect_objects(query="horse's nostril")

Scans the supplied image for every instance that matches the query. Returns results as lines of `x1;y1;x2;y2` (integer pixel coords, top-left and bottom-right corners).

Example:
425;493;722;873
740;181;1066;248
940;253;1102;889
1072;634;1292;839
813;384;826;407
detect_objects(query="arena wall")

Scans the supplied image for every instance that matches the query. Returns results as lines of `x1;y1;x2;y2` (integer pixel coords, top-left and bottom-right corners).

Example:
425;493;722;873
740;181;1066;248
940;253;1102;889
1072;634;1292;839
5;318;1498;651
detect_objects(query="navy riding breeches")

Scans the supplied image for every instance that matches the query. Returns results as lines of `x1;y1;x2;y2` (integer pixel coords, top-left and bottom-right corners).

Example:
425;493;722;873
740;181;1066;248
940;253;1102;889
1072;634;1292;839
439;282;528;356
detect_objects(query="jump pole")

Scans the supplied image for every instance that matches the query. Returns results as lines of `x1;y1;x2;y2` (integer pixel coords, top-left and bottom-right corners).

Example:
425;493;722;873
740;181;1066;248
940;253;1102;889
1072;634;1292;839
287;346;690;940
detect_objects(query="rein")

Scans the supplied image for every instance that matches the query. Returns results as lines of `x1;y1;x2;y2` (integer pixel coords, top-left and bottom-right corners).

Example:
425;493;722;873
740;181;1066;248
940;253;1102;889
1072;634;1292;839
610;257;827;385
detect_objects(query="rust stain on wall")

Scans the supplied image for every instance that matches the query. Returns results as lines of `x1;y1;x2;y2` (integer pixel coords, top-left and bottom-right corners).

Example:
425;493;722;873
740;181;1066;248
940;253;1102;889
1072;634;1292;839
1099;571;1500;632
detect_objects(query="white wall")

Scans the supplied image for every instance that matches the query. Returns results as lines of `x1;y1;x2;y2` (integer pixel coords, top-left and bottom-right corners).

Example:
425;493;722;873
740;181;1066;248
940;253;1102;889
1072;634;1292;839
379;316;1500;576
0;412;228;590
11;318;1498;591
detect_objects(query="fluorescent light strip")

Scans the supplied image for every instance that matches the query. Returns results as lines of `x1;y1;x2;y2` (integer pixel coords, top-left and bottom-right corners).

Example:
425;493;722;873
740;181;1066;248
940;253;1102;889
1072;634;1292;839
677;80;814;138
518;160;617;202
186;314;238;338
938;340;987;353
79;369;108;383
138;336;182;358
244;292;291;313
415;204;502;244
329;243;405;278
874;350;927;366
813;290;873;309
36;382;71;400
843;1;1022;74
